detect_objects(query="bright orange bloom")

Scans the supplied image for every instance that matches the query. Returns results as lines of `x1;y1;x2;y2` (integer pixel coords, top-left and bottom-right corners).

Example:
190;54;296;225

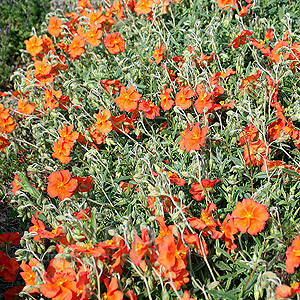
69;242;107;258
0;103;10;119
0;136;10;152
163;170;185;186
239;3;252;17
0;115;17;134
243;139;269;167
29;212;45;242
68;35;85;59
183;233;208;257
155;215;175;249
138;99;160;119
238;122;258;146
239;70;262;95
129;228;151;265
216;0;237;9
188;203;219;237
104;32;125;54
189;179;221;201
47;258;72;276
24;35;43;56
180;123;208;152
73;207;92;220
111;114;135;134
175;86;196;110
40;269;77;300
74;176;93;192
94;107;113;134
86;26;103;47
48;16;62;37
127;290;137;300
268;119;285;141
194;84;213;114
160;86;173;112
17;97;35;115
20;258;40;294
232;198;269;235
269;40;289;64
115;86;142;112
47;170;78;201
158;235;189;272
57;124;78;145
216;214;238;250
182;291;196;300
43;86;62;110
0;251;19;282
285;235;300;273
152;42;166;64
52;138;72;164
34;59;52;77
275;283;300;299
135;0;153;14
228;30;252;49
102;277;124;300
101;79;123;95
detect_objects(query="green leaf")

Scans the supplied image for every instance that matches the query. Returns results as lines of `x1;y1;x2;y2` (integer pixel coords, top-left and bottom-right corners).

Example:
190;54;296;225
206;289;237;299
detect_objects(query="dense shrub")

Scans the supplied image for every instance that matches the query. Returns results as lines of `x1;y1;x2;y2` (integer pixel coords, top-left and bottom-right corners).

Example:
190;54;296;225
0;0;50;89
1;0;300;299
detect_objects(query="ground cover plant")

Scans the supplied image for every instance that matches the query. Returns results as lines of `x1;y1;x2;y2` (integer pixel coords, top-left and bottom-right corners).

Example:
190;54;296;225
1;0;300;298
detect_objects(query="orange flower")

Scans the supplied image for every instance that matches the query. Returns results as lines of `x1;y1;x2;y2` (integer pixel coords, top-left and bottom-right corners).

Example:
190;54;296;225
47;170;78;200
183;233;208;257
285;235;300;273
24;35;43;56
58;124;79;145
29;212;45;242
275;283;300;299
34;59;52;77
104;32;125;54
40;269;77;300
134;0;153;14
158;235;189;272
188;203;218;237
160;86;173;111
73;207;92;220
163;170;185;186
68;35;85;59
238;122;258;146
152;42;166;64
175;86;196;110
194;84;213;114
129;228;151;265
0;136;10;153
231;198;269;235
20;258;40;294
48;16;62;37
0;251;19;282
243;139;269;167
155;215;175;249
74;176;93;192
111;114;135;134
17;97;35;115
189;179;221;201
228;30;252;49
0;232;21;249
102;277;124;300
0;115;17;134
180;123;208;152
138;99;160;119
43;86;62;110
268;119;286;141
52;138;72;164
86;26;103;47
216;214;238;250
94;107;113;134
216;0;237;9
239;70;261;95
115;86;142;112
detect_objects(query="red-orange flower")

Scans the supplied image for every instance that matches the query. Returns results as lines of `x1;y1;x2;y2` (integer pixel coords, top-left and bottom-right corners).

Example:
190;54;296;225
216;0;237;9
40;269;77;300
129;228;151;265
115;86;142;112
0;136;10;153
29;212;45;241
243;139;269;167
86;26;103;47
20;258;40;294
138;99;160;119
232;198;269;235
102;277;124;300
275;283;300;299
180;123;208;152
285;235;300;273
104;32;125;54
47;170;78;200
160;86;173;111
158;235;189;272
94;107;113;134
24;35;43;56
216;214;238;250
152;42;166;64
175;86;196;110
134;0;153;14
74;176;93;192
48;16;62;37
238;123;258;146
68;35;85;59
17;97;35;115
0;232;21;249
3;285;24;300
228;30;252;49
52;138;72;164
189;179;221;201
239;70;261;95
0;251;19;282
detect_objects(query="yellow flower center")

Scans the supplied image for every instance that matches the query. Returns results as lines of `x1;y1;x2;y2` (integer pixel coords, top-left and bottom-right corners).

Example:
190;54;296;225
175;250;186;259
